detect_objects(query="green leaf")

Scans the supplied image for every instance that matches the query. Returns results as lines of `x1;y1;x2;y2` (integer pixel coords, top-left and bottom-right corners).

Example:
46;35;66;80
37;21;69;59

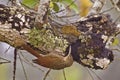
62;0;79;13
22;0;39;8
112;38;119;46
53;2;60;12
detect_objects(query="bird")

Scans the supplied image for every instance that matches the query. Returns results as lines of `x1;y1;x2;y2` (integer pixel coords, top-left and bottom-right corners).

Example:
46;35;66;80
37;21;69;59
33;46;73;70
23;44;73;70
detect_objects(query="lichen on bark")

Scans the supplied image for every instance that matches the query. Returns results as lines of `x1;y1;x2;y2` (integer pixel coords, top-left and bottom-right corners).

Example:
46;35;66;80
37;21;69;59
28;26;69;53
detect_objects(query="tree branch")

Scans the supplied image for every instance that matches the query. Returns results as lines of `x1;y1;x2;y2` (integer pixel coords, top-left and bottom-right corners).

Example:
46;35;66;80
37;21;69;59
35;0;50;26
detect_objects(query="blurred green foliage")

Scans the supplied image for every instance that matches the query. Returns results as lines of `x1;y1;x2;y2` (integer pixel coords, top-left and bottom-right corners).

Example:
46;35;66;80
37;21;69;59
22;0;79;13
51;63;83;80
112;38;119;46
22;0;39;8
0;64;8;80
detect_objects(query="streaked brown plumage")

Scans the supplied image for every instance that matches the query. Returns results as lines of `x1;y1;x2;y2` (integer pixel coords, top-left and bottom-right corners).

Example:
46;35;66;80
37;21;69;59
23;44;73;70
33;46;73;70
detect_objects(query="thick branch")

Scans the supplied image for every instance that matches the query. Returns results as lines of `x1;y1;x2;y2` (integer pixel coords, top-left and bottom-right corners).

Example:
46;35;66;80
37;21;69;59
0;24;25;47
35;0;50;25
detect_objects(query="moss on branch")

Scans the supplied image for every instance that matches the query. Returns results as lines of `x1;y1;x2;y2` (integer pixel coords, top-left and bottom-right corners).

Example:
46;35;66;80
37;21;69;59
28;26;69;53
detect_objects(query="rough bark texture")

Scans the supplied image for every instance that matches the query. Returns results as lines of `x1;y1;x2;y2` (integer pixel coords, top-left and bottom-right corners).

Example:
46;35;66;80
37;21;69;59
35;0;50;26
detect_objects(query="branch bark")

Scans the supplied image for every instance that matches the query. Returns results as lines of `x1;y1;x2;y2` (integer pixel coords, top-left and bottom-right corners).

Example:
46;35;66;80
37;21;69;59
35;0;50;26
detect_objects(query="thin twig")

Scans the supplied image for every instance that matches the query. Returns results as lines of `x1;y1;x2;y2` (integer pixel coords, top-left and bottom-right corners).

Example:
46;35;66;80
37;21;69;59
89;0;105;14
0;57;11;63
86;68;95;80
112;48;120;52
110;0;120;12
18;52;28;80
13;48;17;80
4;46;11;54
19;51;53;80
114;14;120;23
0;61;11;64
63;69;66;80
19;51;45;72
101;7;114;13
43;69;51;80
89;68;102;80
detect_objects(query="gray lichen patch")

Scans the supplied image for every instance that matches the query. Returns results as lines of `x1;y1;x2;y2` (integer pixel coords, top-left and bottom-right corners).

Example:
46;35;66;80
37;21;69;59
28;27;69;53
